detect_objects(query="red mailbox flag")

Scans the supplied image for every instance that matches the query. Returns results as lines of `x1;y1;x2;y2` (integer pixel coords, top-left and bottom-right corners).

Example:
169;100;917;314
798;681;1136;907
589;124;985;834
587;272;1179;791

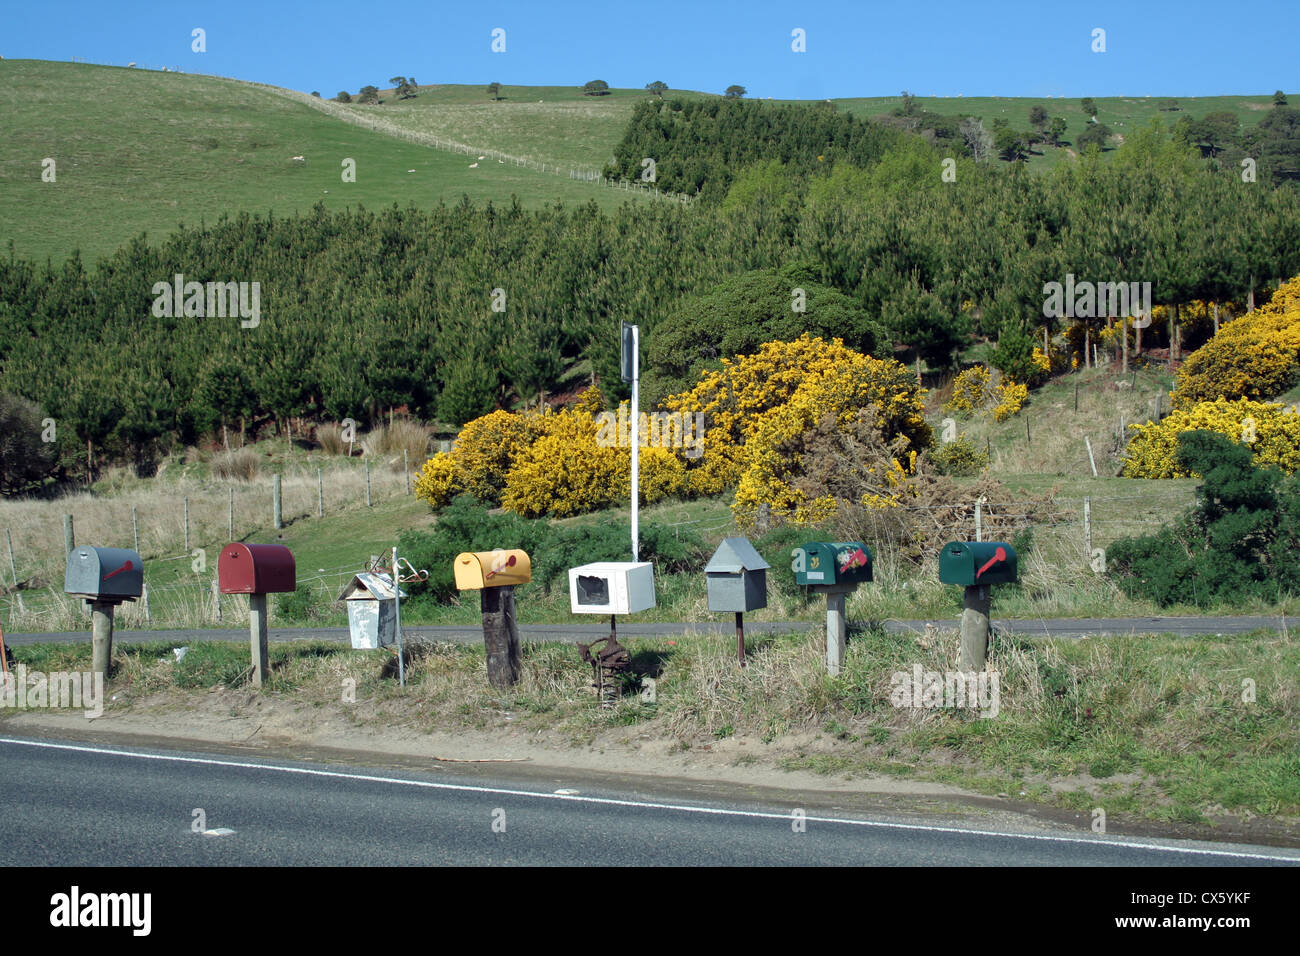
975;546;1007;580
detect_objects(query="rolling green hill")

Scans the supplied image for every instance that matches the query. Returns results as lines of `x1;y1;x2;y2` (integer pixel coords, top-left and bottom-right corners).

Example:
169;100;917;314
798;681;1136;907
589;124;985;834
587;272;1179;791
832;92;1279;170
0;61;655;264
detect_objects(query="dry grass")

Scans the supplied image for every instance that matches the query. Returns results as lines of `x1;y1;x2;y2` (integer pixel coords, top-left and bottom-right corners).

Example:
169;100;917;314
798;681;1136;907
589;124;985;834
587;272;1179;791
316;423;352;456
361;420;431;472
211;448;260;481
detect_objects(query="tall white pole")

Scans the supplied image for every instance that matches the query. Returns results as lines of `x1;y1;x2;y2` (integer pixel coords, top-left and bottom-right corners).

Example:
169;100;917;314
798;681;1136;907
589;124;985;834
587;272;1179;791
631;324;640;562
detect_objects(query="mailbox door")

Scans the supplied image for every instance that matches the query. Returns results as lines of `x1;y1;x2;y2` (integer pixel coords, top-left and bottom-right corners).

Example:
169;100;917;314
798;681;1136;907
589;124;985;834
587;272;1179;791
706;572;744;613
795;544;834;586
939;543;974;584
454;553;486;590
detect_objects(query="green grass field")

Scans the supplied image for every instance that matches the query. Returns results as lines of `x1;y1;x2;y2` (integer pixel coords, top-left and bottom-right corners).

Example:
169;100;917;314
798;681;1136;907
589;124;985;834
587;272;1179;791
0;61;653;264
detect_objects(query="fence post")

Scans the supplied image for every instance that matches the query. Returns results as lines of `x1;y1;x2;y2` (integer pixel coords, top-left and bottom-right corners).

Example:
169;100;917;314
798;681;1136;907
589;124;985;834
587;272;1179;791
273;474;283;530
404;450;411;494
974;497;985;542
212;579;222;623
184;497;190;552
318;468;324;517
132;506;140;552
365;460;372;507
1084;497;1092;554
142;583;152;623
228;487;234;542
64;514;75;557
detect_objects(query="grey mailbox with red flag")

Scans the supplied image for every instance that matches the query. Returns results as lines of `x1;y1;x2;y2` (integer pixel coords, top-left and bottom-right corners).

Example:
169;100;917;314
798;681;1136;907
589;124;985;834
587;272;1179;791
64;546;144;604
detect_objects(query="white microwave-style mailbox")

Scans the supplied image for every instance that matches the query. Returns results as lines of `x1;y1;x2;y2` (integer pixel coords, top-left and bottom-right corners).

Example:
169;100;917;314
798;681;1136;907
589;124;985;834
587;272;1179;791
568;562;656;615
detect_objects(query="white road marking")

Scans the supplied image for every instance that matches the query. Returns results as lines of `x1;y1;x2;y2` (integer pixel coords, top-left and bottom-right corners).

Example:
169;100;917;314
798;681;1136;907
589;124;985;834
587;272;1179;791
2;736;1296;863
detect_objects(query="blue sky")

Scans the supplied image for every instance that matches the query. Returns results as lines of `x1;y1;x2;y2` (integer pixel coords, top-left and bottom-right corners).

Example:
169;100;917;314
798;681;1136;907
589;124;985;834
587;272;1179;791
5;0;1296;99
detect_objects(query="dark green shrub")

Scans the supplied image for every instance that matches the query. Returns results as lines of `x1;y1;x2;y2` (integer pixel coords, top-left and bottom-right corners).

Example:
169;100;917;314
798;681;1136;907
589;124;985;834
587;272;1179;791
1108;430;1300;607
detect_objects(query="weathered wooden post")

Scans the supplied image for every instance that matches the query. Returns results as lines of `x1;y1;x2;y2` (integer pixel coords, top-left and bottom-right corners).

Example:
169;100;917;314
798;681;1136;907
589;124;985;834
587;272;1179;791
960;585;992;671
63;515;75;557
456;549;533;688
272;475;283;530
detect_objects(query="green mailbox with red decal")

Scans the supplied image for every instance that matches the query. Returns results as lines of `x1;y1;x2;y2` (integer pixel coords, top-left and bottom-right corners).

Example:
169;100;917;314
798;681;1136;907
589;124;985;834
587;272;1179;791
793;542;873;587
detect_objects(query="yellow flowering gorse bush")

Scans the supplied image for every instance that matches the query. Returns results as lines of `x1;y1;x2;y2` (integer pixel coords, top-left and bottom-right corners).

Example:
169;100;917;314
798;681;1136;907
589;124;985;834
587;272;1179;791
1121;398;1300;478
1172;276;1300;409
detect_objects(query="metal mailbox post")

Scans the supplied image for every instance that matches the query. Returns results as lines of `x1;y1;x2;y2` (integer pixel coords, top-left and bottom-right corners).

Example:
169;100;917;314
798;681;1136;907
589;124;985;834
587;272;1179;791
705;537;769;666
64;546;144;677
218;543;296;687
938;541;1019;670
455;549;532;688
792;541;873;676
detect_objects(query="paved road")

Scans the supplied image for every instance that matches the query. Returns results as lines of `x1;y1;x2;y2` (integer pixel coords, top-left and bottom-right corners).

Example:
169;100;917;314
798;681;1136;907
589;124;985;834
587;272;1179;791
2;735;1296;866
3;615;1293;646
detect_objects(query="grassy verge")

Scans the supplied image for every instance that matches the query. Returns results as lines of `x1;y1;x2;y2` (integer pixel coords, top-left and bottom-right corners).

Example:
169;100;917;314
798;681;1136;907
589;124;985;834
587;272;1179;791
6;623;1297;826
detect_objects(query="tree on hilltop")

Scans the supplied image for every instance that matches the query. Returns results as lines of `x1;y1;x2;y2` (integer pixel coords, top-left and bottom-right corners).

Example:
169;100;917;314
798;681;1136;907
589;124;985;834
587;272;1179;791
583;79;610;96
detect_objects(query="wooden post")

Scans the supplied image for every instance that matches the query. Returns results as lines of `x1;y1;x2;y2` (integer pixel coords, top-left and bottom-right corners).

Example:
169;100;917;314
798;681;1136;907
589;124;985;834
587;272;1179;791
228;487;234;541
960;585;991;671
1085;437;1098;477
974;497;984;542
1025;412;1031;444
248;593;269;687
272;475;283;530
365;460;372;507
480;585;521;688
736;611;746;667
5;528;17;587
184;498;190;553
91;600;115;678
212;579;222;623
1074;381;1078;412
824;587;849;676
64;514;75;557
1084;497;1092;554
1084;324;1091;369
132;507;139;553
317;469;324;517
142;583;151;623
1121;316;1128;374
1212;302;1220;334
404;450;411;495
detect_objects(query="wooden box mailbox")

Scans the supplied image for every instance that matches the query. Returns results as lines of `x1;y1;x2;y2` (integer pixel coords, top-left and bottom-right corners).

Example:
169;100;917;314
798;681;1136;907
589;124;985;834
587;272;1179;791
218;543;296;595
454;550;532;590
939;542;1018;586
705;537;769;613
64;546;143;604
793;542;873;587
568;562;656;615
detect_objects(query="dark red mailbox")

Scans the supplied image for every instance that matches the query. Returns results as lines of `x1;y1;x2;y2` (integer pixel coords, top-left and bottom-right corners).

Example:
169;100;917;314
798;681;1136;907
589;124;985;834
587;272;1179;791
218;543;296;595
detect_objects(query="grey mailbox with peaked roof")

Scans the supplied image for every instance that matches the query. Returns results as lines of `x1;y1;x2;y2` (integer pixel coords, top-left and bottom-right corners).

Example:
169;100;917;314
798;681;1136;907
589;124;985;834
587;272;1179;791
338;572;407;649
705;537;770;613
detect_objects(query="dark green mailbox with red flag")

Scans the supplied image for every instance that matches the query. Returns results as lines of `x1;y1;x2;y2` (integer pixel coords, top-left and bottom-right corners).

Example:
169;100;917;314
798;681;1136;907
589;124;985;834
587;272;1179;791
939;541;1018;586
